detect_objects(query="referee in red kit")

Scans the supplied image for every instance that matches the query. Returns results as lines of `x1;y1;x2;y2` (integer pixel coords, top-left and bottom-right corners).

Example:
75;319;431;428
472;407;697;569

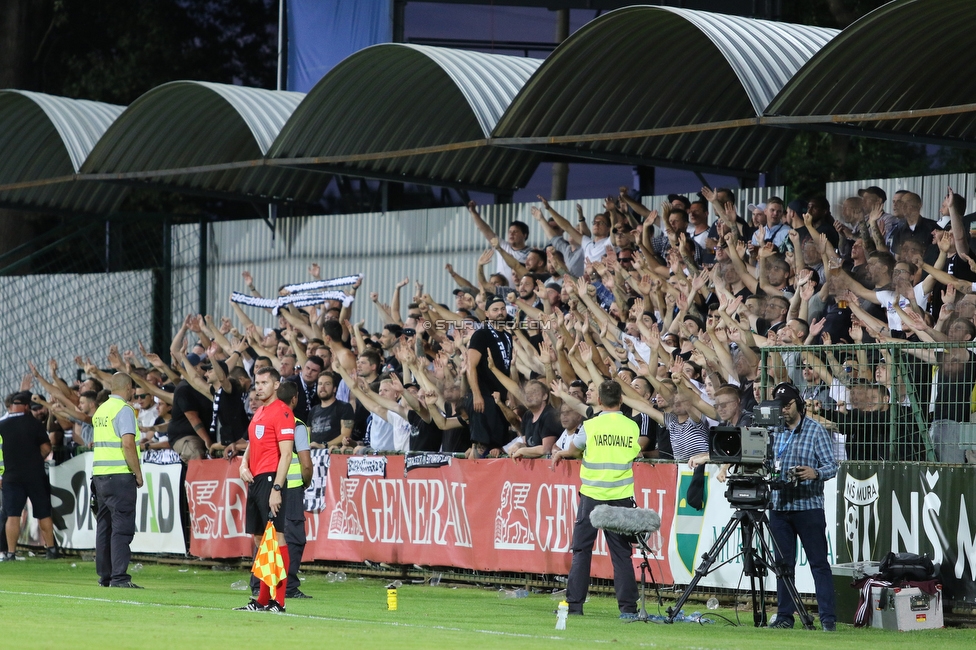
235;367;295;613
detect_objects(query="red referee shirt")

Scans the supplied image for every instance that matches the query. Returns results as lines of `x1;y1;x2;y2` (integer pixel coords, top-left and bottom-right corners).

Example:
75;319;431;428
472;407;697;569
248;399;295;476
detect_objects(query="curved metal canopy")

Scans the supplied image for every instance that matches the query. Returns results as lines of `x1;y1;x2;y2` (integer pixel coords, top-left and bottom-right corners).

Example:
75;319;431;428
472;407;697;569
82;81;329;203
0;90;127;213
492;6;838;174
765;0;976;148
268;43;543;192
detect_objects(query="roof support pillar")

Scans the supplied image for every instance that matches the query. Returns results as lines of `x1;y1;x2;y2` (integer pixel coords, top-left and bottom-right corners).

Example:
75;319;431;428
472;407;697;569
550;8;571;201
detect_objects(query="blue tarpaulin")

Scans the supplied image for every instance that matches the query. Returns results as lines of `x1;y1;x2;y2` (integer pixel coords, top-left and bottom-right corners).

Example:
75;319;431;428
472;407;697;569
286;0;393;93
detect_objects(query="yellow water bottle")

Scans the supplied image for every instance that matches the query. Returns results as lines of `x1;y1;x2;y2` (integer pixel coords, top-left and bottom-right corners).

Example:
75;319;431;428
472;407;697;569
387;583;398;611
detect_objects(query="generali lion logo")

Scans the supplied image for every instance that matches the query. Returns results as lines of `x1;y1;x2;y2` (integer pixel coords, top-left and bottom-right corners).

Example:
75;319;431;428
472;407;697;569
493;481;535;549
186;477;248;539
844;473;880;562
327;477;364;541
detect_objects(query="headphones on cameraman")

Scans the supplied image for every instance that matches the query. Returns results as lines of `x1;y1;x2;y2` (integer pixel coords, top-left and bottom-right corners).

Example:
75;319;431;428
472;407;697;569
772;382;805;417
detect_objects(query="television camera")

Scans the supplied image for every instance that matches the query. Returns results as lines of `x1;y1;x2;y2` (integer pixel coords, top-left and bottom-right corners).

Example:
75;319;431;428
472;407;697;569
707;401;800;508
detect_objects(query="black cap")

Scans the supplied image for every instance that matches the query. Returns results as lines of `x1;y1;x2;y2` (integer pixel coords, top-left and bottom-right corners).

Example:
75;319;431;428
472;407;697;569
11;391;32;405
485;294;506;309
858;186;887;202
453;286;478;298
667;194;691;209
787;199;806;215
772;382;801;408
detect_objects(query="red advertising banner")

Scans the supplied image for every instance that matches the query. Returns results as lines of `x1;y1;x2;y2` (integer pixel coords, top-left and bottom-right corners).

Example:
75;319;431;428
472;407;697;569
186;457;254;559
187;454;676;583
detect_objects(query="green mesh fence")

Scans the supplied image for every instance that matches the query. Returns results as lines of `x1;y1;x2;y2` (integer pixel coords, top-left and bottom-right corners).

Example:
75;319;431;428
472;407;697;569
761;341;976;464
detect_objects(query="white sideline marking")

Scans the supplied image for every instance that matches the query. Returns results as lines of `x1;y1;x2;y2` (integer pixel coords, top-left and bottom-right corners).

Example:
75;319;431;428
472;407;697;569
0;590;672;646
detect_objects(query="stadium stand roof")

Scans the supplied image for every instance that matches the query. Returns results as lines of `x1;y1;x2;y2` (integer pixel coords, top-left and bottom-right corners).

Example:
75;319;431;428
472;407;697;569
0;90;126;213
765;0;976;149
81;81;330;204
1;1;975;214
491;6;838;175
267;43;543;193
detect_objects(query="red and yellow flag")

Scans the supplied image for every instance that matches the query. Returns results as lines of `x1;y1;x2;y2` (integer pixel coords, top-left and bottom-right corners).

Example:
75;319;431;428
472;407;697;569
252;522;287;599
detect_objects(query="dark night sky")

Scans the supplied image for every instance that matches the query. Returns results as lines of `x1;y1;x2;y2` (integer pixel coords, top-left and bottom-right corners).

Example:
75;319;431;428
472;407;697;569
399;2;742;202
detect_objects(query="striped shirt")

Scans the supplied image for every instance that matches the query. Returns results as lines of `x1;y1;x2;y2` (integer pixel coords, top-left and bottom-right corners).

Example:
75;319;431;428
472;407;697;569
663;413;709;462
771;416;838;511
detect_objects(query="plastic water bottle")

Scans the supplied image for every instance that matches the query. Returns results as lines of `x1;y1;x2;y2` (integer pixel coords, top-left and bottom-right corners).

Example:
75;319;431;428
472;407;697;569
326;572;337;582
230;580;248;591
499;588;529;599
387;583;398;611
335;571;347;582
555;601;569;630
706;597;719;610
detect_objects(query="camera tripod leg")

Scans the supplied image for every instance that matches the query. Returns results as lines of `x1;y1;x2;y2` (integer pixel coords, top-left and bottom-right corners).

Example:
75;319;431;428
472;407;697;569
739;513;769;627
754;518;815;630
665;511;743;624
630;555;652;623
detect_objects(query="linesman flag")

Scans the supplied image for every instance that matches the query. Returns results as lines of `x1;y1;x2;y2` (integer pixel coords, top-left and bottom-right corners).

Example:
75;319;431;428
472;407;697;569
252;522;287;599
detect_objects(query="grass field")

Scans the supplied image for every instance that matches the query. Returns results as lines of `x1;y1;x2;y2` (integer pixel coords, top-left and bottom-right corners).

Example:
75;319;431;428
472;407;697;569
1;558;974;649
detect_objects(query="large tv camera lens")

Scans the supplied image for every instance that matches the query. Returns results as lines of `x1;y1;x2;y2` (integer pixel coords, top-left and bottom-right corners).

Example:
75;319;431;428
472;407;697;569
711;427;741;460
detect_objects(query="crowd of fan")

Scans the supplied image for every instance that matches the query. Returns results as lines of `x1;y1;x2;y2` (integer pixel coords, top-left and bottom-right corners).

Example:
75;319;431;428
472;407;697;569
12;183;976;472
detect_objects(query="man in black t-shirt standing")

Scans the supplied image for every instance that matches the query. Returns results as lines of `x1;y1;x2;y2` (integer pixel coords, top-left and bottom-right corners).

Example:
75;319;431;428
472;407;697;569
168;379;213;462
465;295;513;454
203;361;247;457
1;392;59;560
512;380;561;457
308;372;354;447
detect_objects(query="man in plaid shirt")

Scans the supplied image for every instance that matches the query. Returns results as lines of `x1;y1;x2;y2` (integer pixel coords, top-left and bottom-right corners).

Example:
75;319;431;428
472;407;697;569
768;382;838;632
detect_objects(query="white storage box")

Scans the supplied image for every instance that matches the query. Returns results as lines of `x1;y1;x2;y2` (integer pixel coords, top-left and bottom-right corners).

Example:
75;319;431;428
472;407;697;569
870;585;944;631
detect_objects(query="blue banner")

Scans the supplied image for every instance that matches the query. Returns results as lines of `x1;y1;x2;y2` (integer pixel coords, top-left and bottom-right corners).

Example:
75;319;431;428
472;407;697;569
286;0;393;93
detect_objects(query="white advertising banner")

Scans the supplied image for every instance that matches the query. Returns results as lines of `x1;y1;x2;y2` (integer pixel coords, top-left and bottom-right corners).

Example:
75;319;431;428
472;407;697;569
21;453;186;554
668;465;837;593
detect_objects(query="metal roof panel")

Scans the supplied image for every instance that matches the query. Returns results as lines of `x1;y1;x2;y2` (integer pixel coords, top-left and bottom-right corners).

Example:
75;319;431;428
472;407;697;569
766;0;976;145
268;44;542;191
492;6;838;173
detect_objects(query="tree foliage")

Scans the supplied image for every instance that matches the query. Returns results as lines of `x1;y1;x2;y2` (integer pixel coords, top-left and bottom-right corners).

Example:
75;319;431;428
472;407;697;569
34;0;278;103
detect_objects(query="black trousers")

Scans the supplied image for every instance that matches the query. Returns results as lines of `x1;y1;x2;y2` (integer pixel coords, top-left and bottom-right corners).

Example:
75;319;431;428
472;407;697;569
566;493;639;615
94;474;137;586
284;486;307;594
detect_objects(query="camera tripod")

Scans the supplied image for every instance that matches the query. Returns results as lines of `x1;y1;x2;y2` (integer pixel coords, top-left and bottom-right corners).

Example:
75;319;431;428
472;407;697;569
665;504;814;629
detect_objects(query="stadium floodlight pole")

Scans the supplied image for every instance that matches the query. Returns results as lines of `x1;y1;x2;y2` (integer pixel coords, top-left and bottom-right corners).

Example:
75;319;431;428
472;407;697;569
277;0;286;92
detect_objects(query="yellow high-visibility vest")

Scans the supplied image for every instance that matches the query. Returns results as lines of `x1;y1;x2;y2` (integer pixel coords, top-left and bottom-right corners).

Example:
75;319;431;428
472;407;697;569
579;411;641;501
286;419;308;489
92;397;137;476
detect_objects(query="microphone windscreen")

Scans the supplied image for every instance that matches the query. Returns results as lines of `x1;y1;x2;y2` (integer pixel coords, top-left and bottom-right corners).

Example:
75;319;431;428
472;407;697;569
590;505;661;535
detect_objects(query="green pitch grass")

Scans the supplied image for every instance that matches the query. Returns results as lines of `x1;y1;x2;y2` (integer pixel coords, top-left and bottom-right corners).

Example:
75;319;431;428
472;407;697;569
0;559;973;649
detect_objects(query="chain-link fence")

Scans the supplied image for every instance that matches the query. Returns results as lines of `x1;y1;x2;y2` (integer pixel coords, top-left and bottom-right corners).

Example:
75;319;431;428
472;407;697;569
0;215;192;398
761;341;976;464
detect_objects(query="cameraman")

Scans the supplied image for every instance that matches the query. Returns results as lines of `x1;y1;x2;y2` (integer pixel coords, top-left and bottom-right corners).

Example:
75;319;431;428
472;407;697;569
768;383;838;632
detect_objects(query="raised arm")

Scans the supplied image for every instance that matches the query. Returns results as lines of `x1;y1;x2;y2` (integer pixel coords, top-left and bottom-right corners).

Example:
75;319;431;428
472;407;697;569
539;195;583;247
467;200;498;244
390;277;409;325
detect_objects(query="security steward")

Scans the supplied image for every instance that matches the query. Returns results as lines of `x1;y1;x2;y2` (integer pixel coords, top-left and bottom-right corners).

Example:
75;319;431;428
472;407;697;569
92;373;144;588
553;380;641;619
